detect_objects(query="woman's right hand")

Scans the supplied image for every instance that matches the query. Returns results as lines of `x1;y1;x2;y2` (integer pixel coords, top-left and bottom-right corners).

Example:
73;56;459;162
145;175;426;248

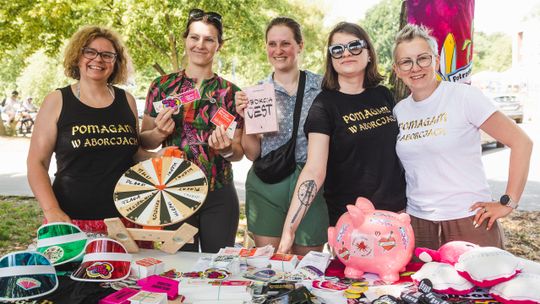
234;91;248;118
154;107;176;137
43;207;71;223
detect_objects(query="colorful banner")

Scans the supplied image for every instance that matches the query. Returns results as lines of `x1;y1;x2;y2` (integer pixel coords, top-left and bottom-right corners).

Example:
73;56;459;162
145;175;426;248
407;0;475;83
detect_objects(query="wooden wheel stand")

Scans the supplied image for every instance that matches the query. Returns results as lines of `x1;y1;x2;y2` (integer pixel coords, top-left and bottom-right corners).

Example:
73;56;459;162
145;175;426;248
104;217;197;254
104;148;207;254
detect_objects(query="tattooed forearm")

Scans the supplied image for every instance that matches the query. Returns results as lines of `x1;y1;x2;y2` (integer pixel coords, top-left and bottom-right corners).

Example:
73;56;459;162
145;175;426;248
290;180;318;225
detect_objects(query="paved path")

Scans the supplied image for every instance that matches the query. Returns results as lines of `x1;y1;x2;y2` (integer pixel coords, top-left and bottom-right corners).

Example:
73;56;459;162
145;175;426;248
1;122;539;210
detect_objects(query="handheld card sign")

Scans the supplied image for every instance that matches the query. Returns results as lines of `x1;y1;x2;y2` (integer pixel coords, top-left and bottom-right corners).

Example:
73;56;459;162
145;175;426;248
0;251;58;301
210;107;236;139
36;222;87;265
244;83;279;134
153;88;201;114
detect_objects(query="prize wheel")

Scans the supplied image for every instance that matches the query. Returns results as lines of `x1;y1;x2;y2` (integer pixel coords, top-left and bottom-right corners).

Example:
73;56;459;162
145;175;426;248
113;154;208;227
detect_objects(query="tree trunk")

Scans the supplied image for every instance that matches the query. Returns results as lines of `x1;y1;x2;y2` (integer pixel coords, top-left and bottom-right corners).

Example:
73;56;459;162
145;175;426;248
152;63;166;76
0;120;6;136
391;0;411;102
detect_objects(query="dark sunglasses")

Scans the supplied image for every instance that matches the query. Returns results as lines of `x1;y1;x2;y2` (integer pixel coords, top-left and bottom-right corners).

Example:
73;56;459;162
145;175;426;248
188;9;222;25
328;39;366;59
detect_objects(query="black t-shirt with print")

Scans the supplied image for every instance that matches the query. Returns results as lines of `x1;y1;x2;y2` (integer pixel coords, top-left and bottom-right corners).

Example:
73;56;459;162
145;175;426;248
304;85;406;225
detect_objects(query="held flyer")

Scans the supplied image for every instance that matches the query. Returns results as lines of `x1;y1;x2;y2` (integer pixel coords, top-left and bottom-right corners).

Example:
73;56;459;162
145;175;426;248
244;83;279;134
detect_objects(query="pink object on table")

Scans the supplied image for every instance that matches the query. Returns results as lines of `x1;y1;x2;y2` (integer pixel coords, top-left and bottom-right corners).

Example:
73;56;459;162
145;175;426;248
137;275;178;300
98;288;139;304
415;241;478;265
327;197;415;283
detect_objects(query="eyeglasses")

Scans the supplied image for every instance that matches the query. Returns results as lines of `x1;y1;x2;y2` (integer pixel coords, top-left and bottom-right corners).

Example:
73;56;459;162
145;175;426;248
188;9;222;26
328;39;366;59
81;47;117;63
396;54;434;72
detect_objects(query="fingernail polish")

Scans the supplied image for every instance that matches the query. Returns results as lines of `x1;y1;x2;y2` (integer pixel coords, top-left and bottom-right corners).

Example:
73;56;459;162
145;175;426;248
474;223;480;228
472;221;476;226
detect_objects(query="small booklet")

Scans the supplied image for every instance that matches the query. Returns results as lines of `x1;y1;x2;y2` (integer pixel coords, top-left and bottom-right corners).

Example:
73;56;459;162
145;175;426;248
243;83;279;134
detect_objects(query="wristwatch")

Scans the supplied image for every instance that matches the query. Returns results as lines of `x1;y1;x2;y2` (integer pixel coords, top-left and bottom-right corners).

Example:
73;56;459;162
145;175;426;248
500;194;518;209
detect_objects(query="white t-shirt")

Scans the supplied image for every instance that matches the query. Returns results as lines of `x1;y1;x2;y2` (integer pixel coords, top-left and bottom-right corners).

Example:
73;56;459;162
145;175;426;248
393;81;496;221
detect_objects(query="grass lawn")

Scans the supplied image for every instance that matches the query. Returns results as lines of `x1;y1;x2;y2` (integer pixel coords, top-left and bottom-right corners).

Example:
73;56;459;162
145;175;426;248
0;195;538;262
0;196;43;255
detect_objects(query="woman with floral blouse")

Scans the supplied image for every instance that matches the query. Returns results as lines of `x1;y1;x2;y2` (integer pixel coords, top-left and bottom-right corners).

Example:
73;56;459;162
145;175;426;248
140;9;244;253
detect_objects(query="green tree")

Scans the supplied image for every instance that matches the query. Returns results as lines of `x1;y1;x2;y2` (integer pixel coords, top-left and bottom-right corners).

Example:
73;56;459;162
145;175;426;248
16;50;69;105
0;48;26;96
1;0;324;88
360;0;402;82
473;32;512;73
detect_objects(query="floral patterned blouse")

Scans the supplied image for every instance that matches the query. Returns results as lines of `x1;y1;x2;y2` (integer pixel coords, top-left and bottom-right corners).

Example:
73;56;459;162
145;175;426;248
145;70;242;191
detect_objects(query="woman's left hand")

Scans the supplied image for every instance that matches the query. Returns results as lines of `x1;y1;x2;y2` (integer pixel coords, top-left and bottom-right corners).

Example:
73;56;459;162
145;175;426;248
277;230;295;254
208;125;232;155
470;201;513;230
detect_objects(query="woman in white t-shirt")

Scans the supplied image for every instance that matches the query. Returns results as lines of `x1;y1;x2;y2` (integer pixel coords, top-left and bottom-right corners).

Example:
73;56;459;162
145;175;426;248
392;24;533;250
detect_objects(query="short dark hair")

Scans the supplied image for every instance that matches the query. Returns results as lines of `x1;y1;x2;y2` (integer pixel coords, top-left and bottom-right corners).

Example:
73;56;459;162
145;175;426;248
183;9;224;45
322;22;384;91
265;17;303;44
11;91;18;96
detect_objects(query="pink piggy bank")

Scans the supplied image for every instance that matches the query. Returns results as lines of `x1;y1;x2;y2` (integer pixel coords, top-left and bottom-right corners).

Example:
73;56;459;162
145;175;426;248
328;197;415;283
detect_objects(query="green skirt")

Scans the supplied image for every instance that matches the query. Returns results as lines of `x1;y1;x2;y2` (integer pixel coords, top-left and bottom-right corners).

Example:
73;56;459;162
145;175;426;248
245;164;329;246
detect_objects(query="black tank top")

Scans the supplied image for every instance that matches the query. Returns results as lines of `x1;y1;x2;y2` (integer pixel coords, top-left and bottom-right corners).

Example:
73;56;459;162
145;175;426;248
52;85;138;220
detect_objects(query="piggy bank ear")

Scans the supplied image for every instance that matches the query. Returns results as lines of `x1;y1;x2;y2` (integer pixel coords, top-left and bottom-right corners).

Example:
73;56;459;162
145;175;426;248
355;197;375;211
398;213;411;224
346;204;365;228
415;247;441;263
328;227;336;247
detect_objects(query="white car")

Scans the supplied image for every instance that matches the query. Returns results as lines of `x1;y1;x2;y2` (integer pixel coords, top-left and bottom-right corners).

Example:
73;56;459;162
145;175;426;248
490;94;523;124
481;94;523;147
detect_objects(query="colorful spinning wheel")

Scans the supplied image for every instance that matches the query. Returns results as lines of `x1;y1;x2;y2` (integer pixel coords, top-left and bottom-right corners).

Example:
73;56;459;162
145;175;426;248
113;150;208;227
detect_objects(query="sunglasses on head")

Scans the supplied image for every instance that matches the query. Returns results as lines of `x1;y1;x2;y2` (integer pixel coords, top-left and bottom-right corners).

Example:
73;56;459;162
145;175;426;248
188;9;222;25
328;39;366;59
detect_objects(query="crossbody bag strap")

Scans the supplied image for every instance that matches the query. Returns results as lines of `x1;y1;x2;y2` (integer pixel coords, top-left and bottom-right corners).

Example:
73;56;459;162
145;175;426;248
290;70;306;145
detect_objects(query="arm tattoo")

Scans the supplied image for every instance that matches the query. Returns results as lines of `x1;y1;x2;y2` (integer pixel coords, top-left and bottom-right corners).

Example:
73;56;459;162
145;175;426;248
290;180;318;225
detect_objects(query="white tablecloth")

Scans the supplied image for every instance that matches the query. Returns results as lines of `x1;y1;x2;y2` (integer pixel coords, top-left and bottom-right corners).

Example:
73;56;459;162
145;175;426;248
133;249;213;272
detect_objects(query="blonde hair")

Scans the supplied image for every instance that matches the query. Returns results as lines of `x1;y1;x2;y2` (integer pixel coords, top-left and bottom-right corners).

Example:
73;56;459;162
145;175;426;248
392;24;438;62
63;26;130;84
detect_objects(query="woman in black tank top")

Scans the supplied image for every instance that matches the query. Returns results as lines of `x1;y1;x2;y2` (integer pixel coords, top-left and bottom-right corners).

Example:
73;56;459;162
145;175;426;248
27;26;156;232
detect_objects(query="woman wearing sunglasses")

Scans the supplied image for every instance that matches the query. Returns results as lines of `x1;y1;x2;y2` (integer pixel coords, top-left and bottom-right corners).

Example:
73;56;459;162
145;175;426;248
140;9;243;253
278;22;407;253
392;24;532;250
28;26;156;233
235;17;329;255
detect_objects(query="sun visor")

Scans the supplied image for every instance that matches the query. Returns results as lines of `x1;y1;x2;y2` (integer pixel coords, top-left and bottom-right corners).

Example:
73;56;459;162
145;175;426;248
70;238;132;282
0;251;58;301
36;222;87;265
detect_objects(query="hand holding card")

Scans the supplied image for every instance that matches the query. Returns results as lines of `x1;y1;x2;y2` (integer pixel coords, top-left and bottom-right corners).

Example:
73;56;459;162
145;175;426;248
210;108;236;140
154;107;175;138
208;125;234;158
153;88;201;114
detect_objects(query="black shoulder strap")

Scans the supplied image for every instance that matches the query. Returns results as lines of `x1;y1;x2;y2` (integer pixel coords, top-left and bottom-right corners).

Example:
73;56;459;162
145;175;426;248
291;70;306;144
